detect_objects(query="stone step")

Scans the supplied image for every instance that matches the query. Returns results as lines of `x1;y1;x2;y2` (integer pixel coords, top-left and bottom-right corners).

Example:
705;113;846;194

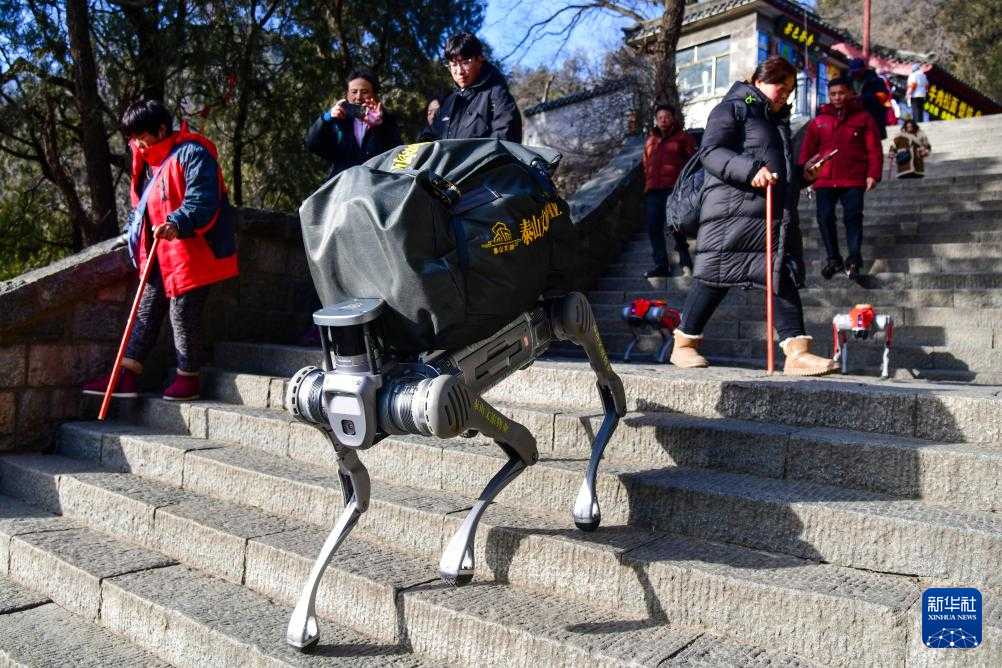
602;316;998;359
2;454;771;667
212;344;1002;442
588;286;1002;309
593;303;1002;330
599;329;1002;375
618;239;1002;264
599;313;993;348
41;426;928;666
96;399;1002;584
0;575;172;668
133;373;1002;511
619;256;1002;278
607;262;1002;292
0;518;430;666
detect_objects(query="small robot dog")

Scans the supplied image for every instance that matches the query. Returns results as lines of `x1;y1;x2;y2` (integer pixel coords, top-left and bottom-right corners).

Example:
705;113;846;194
832;303;894;378
283;292;626;649
621;298;681;363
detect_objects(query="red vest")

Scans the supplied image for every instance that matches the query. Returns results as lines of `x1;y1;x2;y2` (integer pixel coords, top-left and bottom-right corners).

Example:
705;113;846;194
130;124;238;298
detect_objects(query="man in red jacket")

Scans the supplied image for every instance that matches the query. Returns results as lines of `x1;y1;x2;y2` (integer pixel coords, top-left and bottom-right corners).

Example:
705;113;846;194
643;104;698;278
83;100;238;401
799;77;883;280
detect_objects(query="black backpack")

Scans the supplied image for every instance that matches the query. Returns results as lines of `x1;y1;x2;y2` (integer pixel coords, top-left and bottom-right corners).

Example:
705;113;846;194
665;103;747;239
299;139;576;354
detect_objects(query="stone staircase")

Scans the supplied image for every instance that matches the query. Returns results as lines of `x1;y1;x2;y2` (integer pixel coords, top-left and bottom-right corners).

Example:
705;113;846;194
2;339;1002;665
3;116;1002;666
591;114;1002;383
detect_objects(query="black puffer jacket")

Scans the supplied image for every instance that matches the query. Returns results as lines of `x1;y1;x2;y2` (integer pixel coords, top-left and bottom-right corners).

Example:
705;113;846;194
694;81;806;292
420;62;522;142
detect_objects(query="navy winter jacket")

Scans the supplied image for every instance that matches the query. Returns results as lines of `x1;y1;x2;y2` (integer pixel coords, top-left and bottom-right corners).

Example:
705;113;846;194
694;82;807;292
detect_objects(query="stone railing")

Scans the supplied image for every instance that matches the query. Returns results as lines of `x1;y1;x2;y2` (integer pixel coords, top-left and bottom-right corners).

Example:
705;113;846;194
0;139;644;451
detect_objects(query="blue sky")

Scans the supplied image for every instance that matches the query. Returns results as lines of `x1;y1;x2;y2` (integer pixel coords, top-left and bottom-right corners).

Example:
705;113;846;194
481;0;658;69
480;0;818;69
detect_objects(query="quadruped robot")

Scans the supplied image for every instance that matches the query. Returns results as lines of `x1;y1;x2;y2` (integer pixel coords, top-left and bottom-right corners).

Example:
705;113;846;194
621;298;681;363
832;303;894;378
283;292;626;649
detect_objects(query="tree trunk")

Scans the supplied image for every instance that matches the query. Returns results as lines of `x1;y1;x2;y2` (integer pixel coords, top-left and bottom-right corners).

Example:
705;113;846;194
66;0;119;243
653;0;686;112
121;3;168;100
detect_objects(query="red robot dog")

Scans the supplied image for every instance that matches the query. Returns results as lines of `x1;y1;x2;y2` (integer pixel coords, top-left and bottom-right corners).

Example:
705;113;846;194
622;298;681;363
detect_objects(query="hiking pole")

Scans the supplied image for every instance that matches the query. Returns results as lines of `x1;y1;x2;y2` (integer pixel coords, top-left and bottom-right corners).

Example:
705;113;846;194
765;180;775;375
98;236;160;420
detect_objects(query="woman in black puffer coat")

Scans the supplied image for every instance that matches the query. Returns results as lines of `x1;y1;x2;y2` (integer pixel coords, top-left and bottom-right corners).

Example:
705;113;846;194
669;56;837;376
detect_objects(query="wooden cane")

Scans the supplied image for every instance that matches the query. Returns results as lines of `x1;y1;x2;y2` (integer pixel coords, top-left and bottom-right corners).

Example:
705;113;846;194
765;181;775;375
98;235;161;420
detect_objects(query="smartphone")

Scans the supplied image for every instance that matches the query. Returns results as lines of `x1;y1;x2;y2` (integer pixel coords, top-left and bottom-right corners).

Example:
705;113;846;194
810;148;839;169
341;102;367;120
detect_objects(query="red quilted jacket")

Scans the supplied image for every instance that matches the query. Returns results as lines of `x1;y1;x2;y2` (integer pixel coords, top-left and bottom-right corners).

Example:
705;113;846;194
643;126;697;192
799;99;883;189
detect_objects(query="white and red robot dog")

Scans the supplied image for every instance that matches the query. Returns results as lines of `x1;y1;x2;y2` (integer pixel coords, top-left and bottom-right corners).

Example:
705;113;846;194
832;303;894;378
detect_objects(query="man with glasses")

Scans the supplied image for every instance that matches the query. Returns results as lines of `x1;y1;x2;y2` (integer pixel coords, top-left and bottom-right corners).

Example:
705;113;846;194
421;32;522;142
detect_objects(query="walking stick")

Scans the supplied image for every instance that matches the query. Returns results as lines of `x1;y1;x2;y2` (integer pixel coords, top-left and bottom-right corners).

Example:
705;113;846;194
98;236;161;420
765;181;775;375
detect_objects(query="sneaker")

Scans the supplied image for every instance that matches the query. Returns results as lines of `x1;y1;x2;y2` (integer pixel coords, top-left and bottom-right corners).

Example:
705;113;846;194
845;262;861;281
163;374;200;401
820;258;844;281
644;265;672;279
82;369;140;398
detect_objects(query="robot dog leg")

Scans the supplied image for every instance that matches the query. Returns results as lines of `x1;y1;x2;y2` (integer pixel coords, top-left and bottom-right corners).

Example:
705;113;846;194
548;293;627;531
439;398;537;585
286;435;370;649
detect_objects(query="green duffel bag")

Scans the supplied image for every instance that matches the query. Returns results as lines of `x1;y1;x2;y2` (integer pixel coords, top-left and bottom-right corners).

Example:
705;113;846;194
299;138;576;354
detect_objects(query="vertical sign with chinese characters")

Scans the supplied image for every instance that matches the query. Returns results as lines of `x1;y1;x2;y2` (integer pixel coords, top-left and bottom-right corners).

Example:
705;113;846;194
922;588;982;649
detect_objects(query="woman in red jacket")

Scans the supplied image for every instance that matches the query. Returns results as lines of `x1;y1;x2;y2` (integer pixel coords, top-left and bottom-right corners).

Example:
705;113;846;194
642;104;698;278
798;77;883;280
83;100;238;401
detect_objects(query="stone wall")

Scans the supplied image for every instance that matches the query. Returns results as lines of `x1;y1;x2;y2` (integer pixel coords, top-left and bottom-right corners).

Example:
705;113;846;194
0;142;643;452
0;208;306;451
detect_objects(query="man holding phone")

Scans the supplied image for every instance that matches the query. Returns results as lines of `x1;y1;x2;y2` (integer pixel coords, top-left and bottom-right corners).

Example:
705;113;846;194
306;69;403;180
799;76;883;280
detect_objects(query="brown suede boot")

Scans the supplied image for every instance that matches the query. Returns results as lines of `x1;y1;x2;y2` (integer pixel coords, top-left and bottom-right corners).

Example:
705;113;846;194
670;331;709;368
780;336;838;377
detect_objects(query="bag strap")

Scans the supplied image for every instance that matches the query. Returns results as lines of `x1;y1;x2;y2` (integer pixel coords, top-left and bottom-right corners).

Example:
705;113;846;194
132;141;198;230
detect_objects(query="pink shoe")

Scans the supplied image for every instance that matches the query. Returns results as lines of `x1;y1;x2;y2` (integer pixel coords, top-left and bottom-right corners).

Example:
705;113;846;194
163;373;200;401
82;369;139;398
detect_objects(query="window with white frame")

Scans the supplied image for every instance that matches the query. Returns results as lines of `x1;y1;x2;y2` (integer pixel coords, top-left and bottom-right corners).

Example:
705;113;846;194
675;37;731;101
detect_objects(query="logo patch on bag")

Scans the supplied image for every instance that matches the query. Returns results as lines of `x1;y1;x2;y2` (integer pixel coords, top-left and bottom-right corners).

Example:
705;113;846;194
481;221;521;255
391;142;430;170
519;201;561;246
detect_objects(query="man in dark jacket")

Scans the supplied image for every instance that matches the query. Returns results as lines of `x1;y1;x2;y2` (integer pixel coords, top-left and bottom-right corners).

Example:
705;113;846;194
848;58;889;140
799;77;883;280
420;32;522;142
643;103;698;278
305;69;403;180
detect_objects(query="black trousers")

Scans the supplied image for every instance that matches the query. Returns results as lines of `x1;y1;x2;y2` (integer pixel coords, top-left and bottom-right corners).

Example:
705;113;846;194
125;264;211;372
679;276;807;342
910;97;925;122
815;187;865;266
644;189;691;268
